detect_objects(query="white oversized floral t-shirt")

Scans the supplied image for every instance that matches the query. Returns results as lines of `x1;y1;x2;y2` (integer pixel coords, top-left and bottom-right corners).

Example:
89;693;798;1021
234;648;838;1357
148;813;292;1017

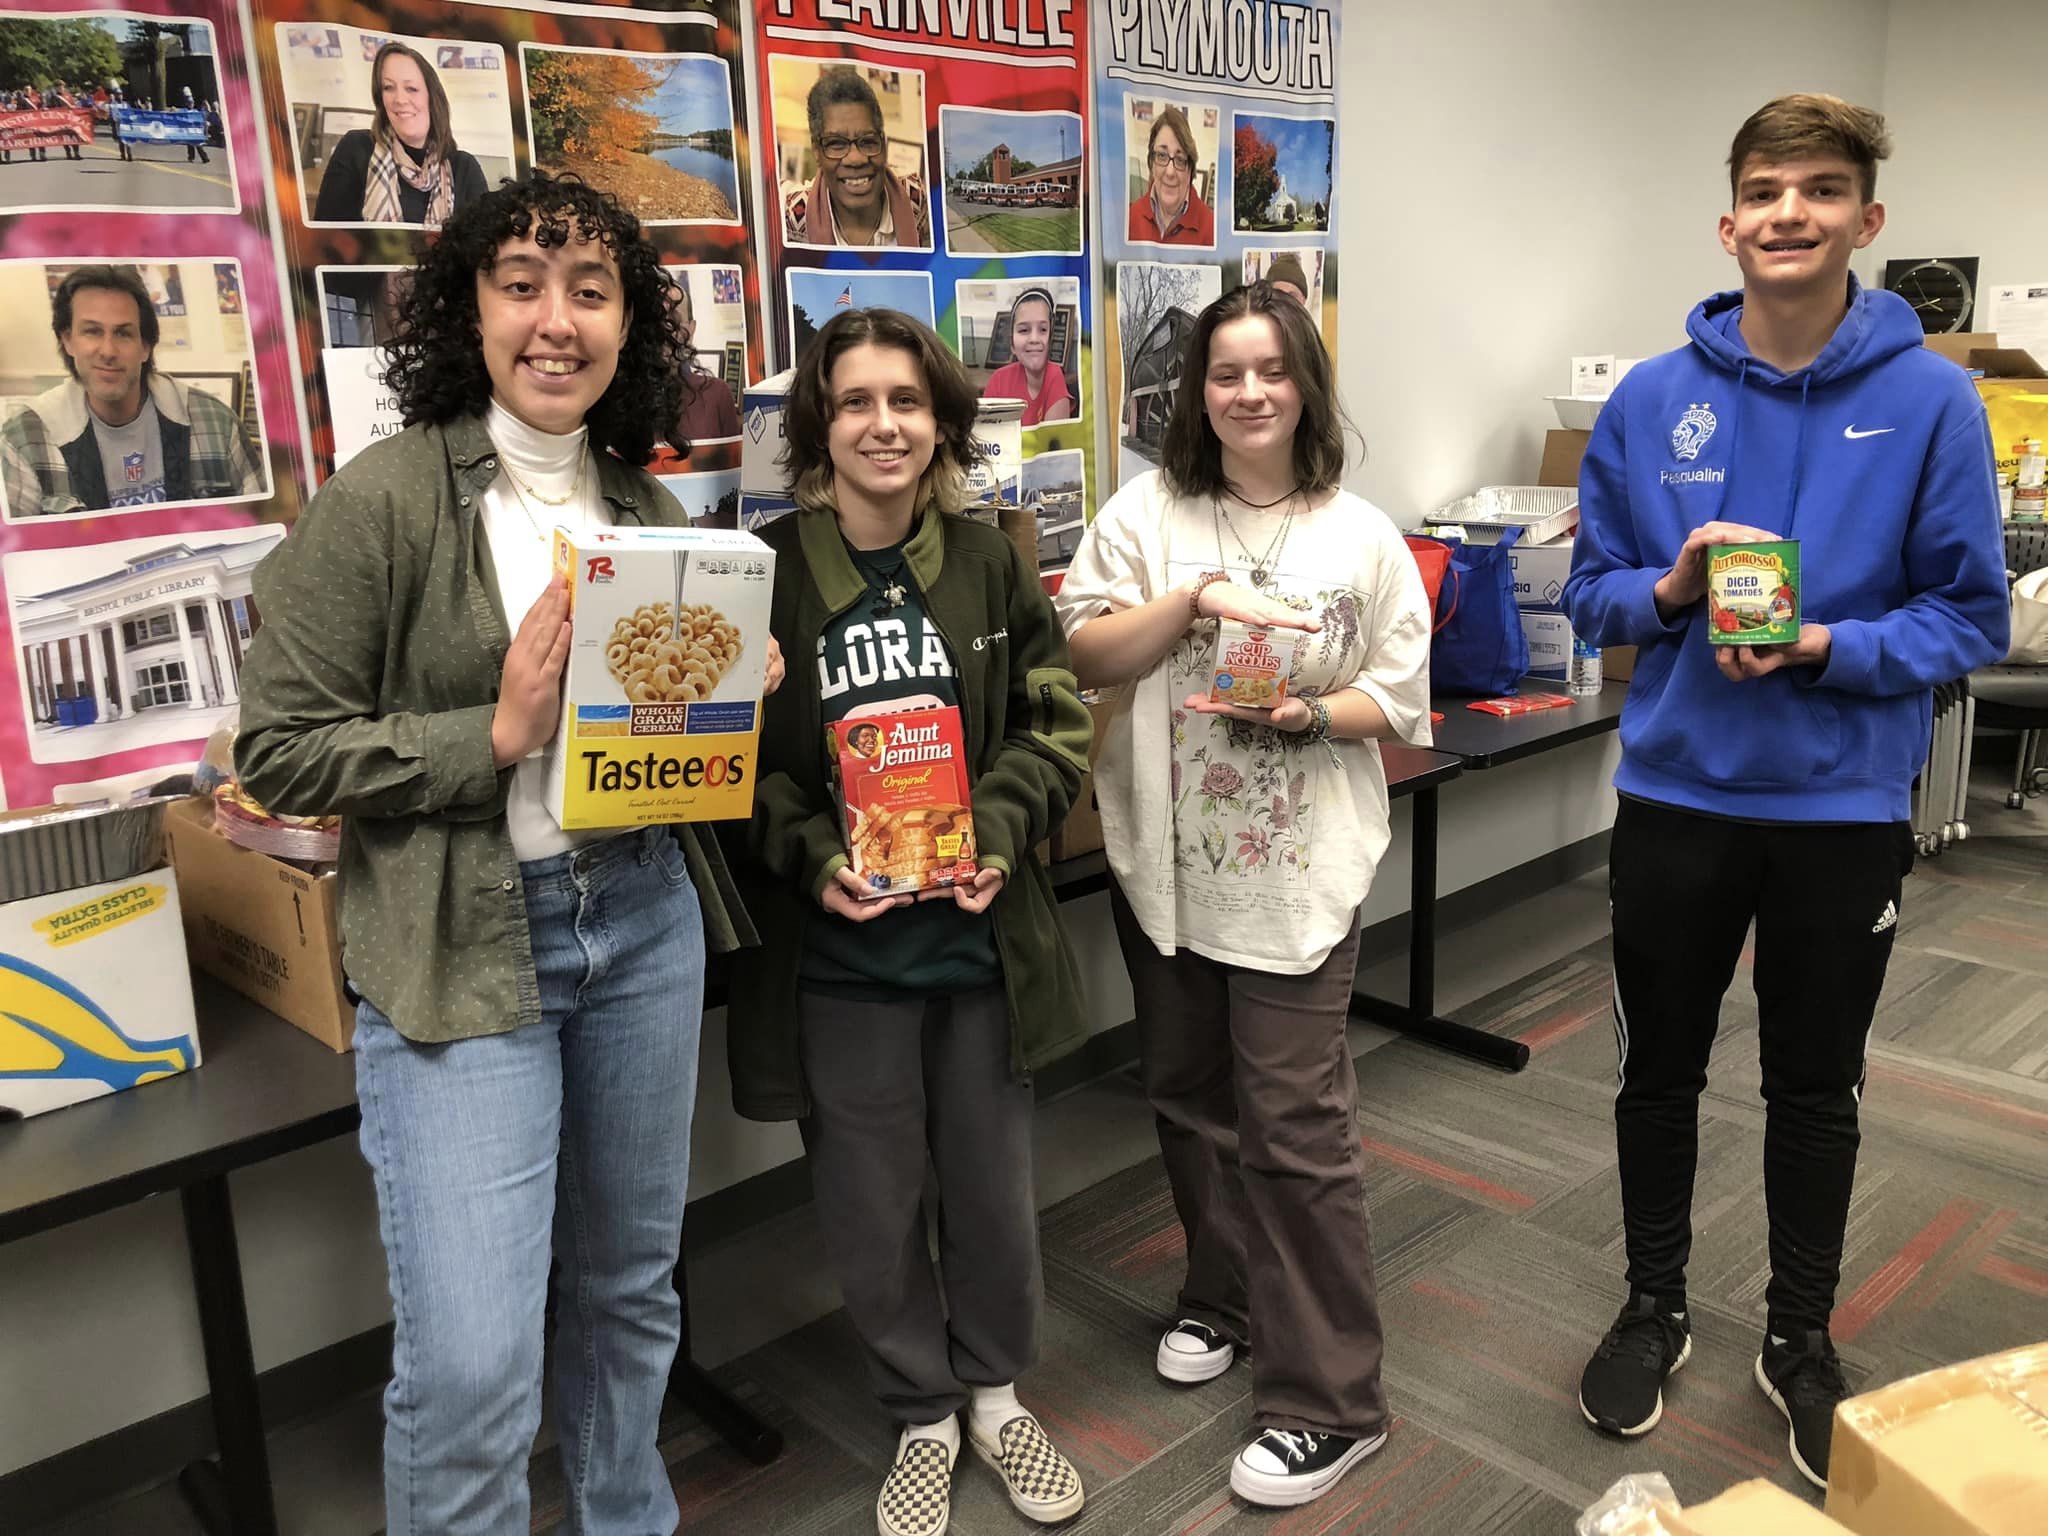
1055;472;1433;973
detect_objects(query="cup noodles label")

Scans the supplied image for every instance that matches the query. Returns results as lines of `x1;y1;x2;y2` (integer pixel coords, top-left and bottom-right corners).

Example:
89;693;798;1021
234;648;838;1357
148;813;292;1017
543;526;774;828
834;705;978;898
1210;620;1301;708
1707;539;1800;646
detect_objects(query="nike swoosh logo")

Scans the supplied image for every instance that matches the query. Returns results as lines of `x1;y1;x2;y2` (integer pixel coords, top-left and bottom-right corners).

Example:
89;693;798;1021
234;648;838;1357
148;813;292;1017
1843;425;1896;439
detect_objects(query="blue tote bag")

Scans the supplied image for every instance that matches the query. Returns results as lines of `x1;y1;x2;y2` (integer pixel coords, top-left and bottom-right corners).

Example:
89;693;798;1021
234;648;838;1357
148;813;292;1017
1430;527;1529;695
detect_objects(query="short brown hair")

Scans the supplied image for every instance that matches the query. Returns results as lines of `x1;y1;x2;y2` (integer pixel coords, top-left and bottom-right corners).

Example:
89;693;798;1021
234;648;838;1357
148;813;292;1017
1147;105;1198;175
1159;282;1356;499
1727;94;1890;204
782;308;982;517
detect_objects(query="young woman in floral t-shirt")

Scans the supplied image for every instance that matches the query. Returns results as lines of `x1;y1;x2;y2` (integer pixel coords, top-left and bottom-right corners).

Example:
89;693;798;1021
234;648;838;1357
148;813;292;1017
1055;283;1432;1512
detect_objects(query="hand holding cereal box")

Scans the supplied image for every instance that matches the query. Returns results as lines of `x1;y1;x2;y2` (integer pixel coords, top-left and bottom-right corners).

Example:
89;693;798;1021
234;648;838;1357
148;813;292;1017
835;706;978;899
543;527;774;828
1210;620;1303;709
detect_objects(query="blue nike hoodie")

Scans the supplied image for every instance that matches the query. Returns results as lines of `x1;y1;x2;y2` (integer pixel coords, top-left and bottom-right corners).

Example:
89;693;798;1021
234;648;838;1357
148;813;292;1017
1563;277;2009;822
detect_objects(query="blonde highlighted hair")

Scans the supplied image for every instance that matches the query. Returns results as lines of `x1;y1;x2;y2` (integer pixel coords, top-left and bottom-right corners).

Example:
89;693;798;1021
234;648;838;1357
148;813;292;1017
1728;94;1891;203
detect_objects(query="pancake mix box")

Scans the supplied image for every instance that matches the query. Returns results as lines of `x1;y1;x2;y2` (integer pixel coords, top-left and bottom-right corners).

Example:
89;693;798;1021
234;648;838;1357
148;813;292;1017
1708;540;1800;646
544;527;774;829
833;706;978;898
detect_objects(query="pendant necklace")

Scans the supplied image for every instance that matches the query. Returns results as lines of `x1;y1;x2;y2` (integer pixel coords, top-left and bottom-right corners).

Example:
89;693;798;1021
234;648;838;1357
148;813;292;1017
1213;488;1299;591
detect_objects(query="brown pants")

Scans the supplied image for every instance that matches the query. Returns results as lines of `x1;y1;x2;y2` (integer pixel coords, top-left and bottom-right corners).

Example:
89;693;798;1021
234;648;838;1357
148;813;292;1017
1112;884;1388;1438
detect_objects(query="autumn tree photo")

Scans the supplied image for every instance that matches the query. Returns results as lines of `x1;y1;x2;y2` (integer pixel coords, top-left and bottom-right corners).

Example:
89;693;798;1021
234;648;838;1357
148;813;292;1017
525;50;661;163
1233;123;1278;229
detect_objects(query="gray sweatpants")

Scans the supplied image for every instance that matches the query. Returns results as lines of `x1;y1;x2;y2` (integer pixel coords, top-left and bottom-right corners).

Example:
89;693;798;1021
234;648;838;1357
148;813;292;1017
797;986;1041;1423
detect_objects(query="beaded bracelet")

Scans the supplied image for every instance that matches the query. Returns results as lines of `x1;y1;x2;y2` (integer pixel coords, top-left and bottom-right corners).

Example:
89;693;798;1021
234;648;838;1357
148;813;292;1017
1188;570;1228;618
1303;694;1333;742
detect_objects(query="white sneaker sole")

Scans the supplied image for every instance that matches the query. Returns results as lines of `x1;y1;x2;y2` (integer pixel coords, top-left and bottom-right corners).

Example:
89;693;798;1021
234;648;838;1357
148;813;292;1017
1754;1353;1828;1490
1156;1336;1234;1384
1579;1332;1692;1436
1229;1429;1388;1508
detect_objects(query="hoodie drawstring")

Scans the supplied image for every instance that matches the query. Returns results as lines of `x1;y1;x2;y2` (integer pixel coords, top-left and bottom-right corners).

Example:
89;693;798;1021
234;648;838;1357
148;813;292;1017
1711;359;1751;525
1785;373;1812;537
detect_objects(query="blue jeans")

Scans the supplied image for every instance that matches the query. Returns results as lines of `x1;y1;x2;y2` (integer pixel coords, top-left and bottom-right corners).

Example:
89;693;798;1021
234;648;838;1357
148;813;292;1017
354;827;705;1535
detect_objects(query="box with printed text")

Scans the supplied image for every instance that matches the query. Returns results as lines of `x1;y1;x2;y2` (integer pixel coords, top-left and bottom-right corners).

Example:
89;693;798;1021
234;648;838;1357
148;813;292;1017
543;527;774;830
834;706;978;899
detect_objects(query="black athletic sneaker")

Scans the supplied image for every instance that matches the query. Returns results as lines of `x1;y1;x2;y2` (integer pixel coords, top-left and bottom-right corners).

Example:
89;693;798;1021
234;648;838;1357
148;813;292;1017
1756;1328;1848;1490
1579;1293;1692;1436
1229;1427;1388;1507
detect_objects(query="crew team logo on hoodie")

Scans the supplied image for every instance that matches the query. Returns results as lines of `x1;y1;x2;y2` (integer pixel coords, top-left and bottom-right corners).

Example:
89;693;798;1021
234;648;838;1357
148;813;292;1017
1670;403;1717;462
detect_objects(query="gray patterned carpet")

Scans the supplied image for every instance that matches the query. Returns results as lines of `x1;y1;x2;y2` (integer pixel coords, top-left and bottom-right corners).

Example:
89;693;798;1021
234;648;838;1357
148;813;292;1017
538;830;2048;1533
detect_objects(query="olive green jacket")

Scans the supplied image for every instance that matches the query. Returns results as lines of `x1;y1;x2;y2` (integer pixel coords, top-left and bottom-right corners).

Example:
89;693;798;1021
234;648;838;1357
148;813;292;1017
234;414;755;1043
723;504;1093;1121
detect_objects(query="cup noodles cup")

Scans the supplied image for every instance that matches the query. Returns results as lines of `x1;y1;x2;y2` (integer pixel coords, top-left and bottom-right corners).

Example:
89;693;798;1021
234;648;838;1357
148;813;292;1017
834;705;978;898
1707;539;1800;646
543;526;775;828
1210;620;1302;709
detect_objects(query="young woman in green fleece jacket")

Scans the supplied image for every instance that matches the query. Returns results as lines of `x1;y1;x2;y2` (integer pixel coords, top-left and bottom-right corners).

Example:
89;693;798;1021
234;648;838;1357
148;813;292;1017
724;308;1092;1536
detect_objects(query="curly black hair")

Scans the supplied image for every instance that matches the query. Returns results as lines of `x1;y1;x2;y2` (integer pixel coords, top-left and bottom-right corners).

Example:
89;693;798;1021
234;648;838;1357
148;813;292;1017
383;171;685;464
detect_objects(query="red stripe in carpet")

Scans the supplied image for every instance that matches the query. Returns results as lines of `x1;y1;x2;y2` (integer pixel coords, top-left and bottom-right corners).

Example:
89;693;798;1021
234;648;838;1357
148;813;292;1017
1359;1134;1535;1212
1387;1456;1483;1534
1408;1279;1488;1317
1977;1255;2048;1298
1867;1064;2048;1132
1834;1196;1980;1342
1515;1001;1606;1054
1176;1488;1232;1534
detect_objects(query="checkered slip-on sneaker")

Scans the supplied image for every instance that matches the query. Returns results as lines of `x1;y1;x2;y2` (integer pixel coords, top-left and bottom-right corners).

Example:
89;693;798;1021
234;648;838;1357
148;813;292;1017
876;1429;957;1536
967;1412;1085;1523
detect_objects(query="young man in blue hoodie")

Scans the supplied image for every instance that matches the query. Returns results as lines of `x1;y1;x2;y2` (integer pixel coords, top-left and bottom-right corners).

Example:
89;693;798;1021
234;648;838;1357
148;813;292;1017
1563;95;2008;1489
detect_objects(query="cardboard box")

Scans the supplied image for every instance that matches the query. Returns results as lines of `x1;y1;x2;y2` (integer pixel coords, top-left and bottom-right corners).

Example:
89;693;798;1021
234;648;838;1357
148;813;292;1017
0;865;200;1119
1521;607;1574;679
1048;695;1118;862
1825;1342;2047;1536
164;798;350;1052
967;397;1024;508
835;706;977;898
1507;534;1578;610
1539;428;1592;488
544;527;774;830
1678;1480;1853;1535
740;370;793;496
1604;643;1636;682
1923;333;2046;382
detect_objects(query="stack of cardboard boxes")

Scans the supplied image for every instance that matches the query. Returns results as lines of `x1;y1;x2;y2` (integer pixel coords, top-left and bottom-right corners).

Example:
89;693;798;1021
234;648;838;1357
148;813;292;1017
1512;429;1635;684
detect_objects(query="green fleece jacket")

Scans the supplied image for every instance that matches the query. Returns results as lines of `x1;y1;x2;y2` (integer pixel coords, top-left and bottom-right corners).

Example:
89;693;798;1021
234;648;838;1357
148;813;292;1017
723;504;1093;1121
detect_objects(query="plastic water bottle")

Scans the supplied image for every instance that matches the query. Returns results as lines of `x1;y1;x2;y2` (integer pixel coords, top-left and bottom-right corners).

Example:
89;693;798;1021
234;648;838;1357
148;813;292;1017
1569;634;1603;695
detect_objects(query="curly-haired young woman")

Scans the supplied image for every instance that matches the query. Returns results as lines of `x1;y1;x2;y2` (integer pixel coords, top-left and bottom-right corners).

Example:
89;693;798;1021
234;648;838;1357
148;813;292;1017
235;172;782;1535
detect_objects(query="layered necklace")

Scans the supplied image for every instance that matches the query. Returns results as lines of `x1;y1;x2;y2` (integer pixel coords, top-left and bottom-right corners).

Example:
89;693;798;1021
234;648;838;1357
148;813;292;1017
500;450;590;543
1212;484;1302;591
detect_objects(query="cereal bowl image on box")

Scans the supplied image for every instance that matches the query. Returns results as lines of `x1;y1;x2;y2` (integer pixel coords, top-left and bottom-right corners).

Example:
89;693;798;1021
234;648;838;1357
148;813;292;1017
544;527;775;829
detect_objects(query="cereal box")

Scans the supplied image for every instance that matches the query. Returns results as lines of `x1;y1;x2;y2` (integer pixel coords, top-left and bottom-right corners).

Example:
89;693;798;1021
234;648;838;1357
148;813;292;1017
1210;620;1301;709
543;527;775;829
834;706;978;899
1707;540;1801;646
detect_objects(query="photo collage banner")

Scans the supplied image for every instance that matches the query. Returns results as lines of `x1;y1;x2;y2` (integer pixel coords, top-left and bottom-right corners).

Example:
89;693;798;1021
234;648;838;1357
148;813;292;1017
753;0;1093;563
0;0;1333;806
252;0;764;531
1094;0;1339;494
0;0;306;809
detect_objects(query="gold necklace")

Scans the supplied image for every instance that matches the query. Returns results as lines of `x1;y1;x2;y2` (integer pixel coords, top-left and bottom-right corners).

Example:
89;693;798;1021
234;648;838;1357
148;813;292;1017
502;451;587;542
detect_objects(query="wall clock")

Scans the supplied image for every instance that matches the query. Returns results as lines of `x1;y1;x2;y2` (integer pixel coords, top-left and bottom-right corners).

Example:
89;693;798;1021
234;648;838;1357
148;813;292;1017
1884;257;1979;334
